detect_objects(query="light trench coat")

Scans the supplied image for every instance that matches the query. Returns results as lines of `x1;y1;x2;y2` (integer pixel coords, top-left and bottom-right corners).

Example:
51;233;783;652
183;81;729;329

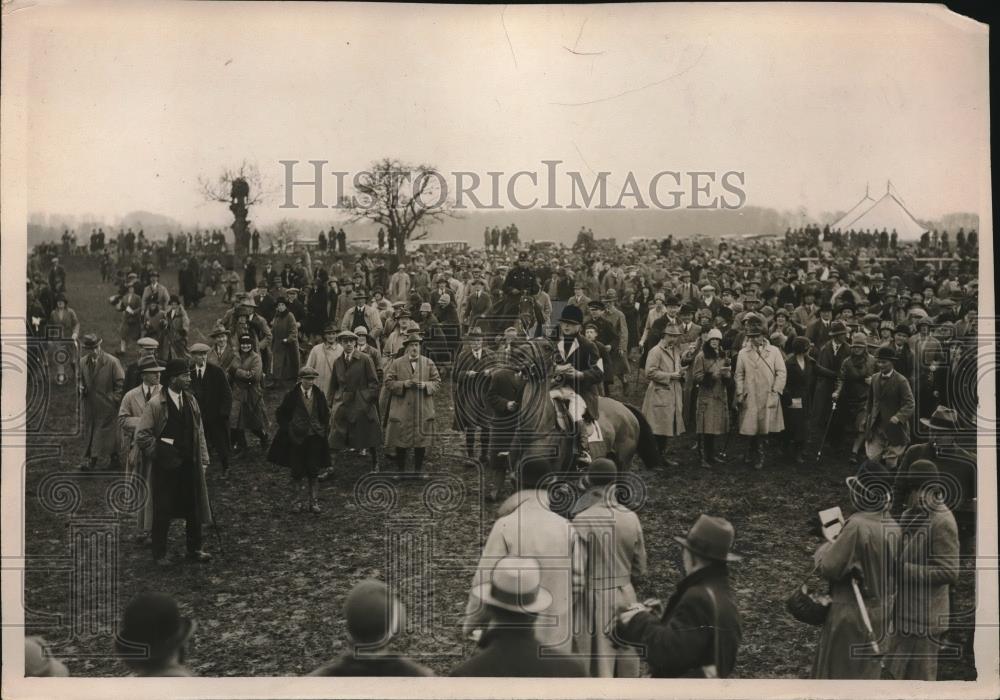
118;383;158;530
734;340;787;435
383;354;441;448
642;343;685;436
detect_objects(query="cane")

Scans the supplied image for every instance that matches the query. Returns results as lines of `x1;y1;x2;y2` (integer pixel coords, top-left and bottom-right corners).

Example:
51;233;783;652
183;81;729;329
851;578;881;656
815;398;838;462
205;481;224;552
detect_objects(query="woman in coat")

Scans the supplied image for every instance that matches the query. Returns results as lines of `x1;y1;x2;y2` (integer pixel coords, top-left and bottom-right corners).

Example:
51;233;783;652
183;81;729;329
383;334;441;475
782;336;814;463
691;328;731;468
117;283;143;354
270;298;301;382
47;294;80;379
812;461;899;679
162;296;190;361
328;331;381;471
228;335;269;452
642;325;685;467
834;334;877;462
734;319;787;469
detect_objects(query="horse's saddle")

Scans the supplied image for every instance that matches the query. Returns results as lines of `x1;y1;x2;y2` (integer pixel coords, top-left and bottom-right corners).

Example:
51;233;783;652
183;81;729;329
548;390;603;443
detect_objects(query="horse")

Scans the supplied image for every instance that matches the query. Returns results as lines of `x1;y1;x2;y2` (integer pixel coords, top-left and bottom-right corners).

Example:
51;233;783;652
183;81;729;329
505;338;660;514
479;292;546;338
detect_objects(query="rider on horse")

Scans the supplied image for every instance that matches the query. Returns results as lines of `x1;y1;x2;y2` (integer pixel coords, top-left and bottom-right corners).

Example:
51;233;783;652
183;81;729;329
547;305;605;465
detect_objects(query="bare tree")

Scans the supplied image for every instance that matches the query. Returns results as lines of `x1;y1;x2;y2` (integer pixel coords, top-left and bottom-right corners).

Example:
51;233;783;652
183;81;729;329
340;158;456;255
198;161;272;256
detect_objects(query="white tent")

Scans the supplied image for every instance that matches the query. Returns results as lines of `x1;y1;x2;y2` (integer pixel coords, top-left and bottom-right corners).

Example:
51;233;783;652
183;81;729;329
830;185;928;240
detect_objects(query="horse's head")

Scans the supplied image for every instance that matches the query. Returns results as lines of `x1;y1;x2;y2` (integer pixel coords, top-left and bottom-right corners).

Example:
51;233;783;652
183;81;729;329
512;337;555;380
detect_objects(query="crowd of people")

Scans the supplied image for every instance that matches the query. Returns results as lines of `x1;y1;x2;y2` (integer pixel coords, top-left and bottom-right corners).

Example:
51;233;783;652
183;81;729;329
24;225;979;679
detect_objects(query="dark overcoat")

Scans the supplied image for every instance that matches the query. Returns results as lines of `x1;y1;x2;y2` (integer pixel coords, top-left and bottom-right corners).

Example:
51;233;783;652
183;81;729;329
328;352;381;449
452;345;496;431
268;384;331;469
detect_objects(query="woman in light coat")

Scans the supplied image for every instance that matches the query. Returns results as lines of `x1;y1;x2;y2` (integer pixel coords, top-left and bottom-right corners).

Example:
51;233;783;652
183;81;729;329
270;298;301;381
228;335;269;452
641;325;685;467
734;320;787;469
691;328;731;467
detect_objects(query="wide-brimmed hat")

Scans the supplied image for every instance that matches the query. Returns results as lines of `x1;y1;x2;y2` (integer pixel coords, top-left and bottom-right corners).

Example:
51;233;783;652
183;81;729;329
240;297;257;308
850;333;868;348
298;366;320;379
919;405;960;432
403;333;423;345
209;324;229;338
114;592;196;663
473;556;553;614
81;333;102;349
559;305;584;324
846;460;893;509
673;514;742;562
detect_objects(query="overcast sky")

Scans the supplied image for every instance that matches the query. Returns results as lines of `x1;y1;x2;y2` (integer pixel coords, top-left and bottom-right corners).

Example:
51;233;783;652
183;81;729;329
15;2;989;227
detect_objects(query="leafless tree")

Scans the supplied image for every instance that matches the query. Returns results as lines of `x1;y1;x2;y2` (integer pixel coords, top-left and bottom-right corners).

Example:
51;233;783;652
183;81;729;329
340;158;456;255
198;161;275;256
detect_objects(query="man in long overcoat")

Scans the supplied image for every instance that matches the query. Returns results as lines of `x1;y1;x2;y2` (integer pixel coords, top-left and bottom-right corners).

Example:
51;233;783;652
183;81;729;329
269;366;331;514
642;325;685;467
570;459;647;677
135;359;213;566
118;355;164;542
79;334;125;471
188;343;234;477
452;328;496;465
383;334;441;476
735;319;787;469
328;331;381;471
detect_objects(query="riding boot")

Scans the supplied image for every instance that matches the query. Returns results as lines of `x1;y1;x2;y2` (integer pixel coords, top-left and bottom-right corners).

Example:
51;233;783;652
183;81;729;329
574;420;592;466
700;435;713;468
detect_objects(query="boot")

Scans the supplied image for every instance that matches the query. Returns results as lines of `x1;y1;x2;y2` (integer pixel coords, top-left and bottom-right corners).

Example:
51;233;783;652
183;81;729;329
700;436;713;468
574;421;592;466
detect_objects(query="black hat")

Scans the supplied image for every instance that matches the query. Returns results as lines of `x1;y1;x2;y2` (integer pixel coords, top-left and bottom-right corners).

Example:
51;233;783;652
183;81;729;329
160;358;190;384
818;301;833;312
829;321;848;336
168;294;180;305
587;300;606;311
115;592;195;663
875;345;896;361
559;305;584;324
679;303;695;315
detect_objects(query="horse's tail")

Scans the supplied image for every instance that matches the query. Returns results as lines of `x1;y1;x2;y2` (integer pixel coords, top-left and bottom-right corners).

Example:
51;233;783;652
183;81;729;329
623;402;661;470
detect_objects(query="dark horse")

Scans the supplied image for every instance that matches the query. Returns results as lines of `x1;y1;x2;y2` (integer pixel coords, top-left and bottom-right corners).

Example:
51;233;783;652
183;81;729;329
505;339;660;514
479;292;546;338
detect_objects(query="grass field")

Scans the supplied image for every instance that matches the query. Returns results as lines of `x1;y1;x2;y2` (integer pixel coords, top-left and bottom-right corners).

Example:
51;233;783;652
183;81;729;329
22;257;978;679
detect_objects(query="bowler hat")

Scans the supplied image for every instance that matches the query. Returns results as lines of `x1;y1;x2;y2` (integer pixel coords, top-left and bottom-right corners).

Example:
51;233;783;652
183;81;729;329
894;324;911;336
818;301;833;312
673;514;742;562
559;305;584;324
919;405;959;432
114;592;195;663
875;345;896;361
790;336;811;354
160;358;190;384
474;556;553;615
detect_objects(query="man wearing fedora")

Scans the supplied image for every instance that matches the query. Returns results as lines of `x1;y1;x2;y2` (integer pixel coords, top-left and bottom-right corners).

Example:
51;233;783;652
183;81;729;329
735;315;787;470
118;354;165;543
308;579;434;676
886;459;960;680
341;289;383;336
207;323;236;373
188;343;233;478
616;514;743;678
452;326;496;467
570;459;648;678
135;358;213;565
383;333;441;477
863;345;915;469
895;406;975;525
123;336;163;392
463;455;585;658
327;330;381;471
115;592;196;676
453;556;586;677
269;366;331;513
79;334;125;472
643;324;686;467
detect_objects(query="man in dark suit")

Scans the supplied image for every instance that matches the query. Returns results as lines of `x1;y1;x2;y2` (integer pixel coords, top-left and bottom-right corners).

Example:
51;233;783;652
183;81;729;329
452;328;496;466
269;366;331;513
863;345;915;468
461;278;492;334
616;514;742;678
451;556;585;677
805;301;835;349
549;304;605;465
810;320;850;448
188;343;233;478
134;359;213;566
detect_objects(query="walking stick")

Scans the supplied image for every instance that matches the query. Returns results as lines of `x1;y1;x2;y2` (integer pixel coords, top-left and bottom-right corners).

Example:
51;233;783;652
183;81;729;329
205;480;224;552
815;398;838;462
851;578;881;655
